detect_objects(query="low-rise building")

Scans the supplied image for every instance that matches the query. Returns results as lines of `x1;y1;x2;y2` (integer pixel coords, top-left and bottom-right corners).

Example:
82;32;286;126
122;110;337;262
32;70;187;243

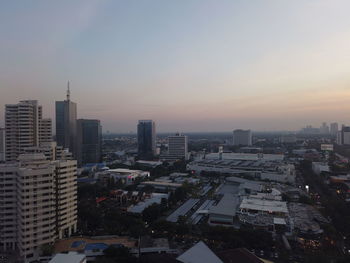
312;162;330;175
127;193;168;213
49;252;86;263
188;156;295;184
97;168;150;185
140;181;182;192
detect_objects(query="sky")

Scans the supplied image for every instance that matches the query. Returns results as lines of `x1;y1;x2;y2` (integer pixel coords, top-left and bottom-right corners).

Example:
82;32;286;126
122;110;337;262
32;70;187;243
1;0;350;133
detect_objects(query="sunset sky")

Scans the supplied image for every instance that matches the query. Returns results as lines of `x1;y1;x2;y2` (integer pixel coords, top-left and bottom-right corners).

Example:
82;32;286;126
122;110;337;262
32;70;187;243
1;0;350;133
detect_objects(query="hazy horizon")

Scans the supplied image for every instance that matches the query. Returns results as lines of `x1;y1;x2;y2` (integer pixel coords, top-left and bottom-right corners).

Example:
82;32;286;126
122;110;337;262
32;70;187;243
1;0;350;133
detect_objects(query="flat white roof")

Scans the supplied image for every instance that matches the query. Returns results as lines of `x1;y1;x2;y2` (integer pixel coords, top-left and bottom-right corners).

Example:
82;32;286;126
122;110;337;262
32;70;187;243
177;241;223;263
49;252;85;263
240;198;288;214
274;217;287;225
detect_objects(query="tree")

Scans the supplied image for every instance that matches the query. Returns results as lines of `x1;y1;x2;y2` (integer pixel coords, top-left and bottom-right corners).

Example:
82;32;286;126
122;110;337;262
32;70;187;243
142;203;162;223
102;245;137;263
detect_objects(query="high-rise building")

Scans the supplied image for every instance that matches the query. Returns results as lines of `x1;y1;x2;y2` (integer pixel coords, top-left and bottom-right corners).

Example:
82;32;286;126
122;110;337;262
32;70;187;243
137;120;156;159
330;122;339;136
319;122;330;134
5;100;52;161
55;83;77;158
39;118;52;143
233;129;252;146
77;119;102;166
337;126;350;145
0;128;5;162
167;133;188;160
0;153;77;262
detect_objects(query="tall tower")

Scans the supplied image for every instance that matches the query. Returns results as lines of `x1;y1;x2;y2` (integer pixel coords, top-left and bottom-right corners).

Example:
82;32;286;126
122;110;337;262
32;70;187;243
77;119;102;166
5;100;52;161
137;120;156;160
55;82;77;158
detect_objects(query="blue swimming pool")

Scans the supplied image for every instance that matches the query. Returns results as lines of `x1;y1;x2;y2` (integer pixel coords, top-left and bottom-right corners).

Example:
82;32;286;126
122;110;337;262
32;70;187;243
71;240;86;248
84;243;109;251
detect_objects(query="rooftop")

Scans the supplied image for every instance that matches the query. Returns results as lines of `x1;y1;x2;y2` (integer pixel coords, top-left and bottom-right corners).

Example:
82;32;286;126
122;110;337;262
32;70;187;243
209;194;238;217
49;252;86;263
240;198;288;214
177;241;223;263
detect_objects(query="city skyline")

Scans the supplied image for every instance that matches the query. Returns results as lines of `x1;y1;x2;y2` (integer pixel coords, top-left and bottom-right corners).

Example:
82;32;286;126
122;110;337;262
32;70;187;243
1;1;350;132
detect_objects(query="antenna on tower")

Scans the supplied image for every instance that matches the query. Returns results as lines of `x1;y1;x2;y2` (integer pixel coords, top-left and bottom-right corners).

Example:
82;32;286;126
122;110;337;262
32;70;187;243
67;81;70;101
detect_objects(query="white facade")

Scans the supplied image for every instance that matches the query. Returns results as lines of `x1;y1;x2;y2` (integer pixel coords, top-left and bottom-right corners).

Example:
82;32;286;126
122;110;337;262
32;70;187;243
233;129;252;146
167;133;188;160
0;154;77;263
54;159;78;239
5;100;52;161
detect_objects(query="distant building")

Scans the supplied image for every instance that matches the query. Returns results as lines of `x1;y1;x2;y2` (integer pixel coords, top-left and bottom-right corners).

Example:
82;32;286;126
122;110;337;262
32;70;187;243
300;125;320;134
0;128;4;162
319;122;329;134
56;83;77;158
5;100;52;161
336;126;350;145
77;119;102;166
280;134;297;144
330;122;338;136
233;129;252;146
137;120;156;159
96;168;150;186
166;133;188;160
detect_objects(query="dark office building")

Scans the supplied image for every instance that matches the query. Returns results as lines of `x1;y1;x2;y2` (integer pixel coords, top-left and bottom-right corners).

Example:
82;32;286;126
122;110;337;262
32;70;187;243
55;84;77;158
137;120;156;160
77;119;102;166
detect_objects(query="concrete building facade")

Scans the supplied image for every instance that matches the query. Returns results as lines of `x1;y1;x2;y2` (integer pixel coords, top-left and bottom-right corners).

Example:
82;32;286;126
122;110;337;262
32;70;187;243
77;119;102;167
167;133;188;160
330;122;338;136
5;100;52;161
0;127;5;161
0;153;77;263
233;129;252;146
56;86;77;158
336;126;350;145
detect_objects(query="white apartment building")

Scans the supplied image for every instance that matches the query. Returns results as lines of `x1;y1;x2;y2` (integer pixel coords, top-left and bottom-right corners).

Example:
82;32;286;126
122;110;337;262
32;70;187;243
5;100;52;161
0;153;77;263
233;129;252;146
54;159;78;239
167;133;188;160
